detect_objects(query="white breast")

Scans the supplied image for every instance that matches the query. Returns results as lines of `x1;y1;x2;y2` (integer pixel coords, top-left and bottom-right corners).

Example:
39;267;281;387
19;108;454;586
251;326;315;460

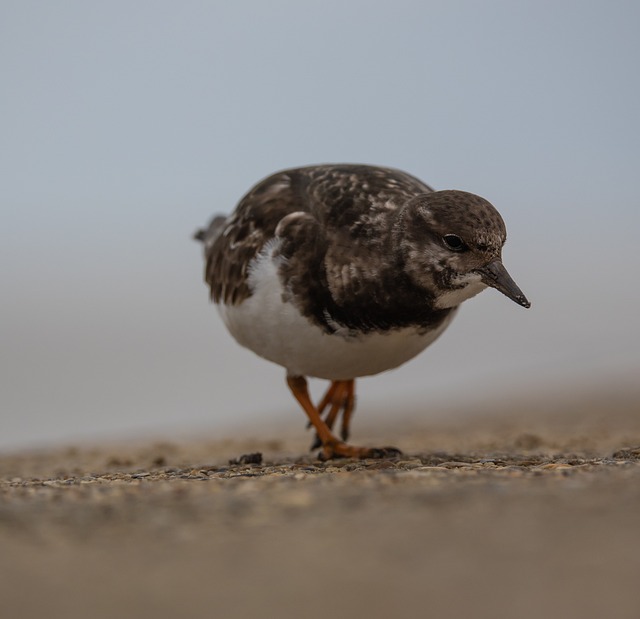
217;241;456;380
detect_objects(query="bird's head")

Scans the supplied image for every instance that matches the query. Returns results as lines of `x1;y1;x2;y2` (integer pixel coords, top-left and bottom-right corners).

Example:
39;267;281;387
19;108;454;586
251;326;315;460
393;190;530;309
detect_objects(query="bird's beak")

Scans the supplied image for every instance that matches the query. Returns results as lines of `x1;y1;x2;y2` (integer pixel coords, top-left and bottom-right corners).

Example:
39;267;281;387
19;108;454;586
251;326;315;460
477;260;531;308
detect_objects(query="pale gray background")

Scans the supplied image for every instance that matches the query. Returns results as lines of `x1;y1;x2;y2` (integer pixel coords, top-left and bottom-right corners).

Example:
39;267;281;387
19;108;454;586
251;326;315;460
1;1;639;450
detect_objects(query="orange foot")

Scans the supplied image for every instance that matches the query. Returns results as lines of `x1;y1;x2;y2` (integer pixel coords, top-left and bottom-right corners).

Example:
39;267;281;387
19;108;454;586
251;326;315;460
319;440;402;461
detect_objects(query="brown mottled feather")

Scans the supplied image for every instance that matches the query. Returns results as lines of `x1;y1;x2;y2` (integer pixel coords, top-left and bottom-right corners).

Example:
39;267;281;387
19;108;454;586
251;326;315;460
196;164;433;308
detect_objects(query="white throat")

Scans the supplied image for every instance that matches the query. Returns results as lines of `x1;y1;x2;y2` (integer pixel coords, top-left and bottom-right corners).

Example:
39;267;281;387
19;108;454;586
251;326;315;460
434;272;487;309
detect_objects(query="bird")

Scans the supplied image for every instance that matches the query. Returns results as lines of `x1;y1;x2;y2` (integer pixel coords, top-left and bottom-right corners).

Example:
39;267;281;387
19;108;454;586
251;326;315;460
194;164;530;460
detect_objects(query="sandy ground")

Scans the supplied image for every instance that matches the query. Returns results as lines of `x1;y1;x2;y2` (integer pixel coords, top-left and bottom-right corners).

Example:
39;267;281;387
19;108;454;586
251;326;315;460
2;384;640;619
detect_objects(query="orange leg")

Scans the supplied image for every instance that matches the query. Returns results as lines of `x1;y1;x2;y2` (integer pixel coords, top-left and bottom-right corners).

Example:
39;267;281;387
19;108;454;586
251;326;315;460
317;381;339;416
340;380;355;442
310;380;350;450
287;375;401;460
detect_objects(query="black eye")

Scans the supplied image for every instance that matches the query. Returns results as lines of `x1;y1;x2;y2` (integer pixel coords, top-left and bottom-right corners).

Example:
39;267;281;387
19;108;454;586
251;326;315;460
443;234;467;252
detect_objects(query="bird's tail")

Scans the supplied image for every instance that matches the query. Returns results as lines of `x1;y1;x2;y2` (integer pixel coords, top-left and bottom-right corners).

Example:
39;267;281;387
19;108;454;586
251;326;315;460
193;215;227;246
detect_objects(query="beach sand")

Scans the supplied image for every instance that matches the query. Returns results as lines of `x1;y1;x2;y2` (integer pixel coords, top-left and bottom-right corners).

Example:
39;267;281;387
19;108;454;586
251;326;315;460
2;384;640;619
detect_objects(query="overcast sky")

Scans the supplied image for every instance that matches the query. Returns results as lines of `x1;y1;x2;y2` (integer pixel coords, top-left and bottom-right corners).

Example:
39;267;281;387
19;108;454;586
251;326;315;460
1;1;639;450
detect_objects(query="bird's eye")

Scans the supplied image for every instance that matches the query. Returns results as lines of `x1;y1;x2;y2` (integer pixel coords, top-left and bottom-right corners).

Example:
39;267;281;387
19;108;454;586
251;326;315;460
443;234;467;252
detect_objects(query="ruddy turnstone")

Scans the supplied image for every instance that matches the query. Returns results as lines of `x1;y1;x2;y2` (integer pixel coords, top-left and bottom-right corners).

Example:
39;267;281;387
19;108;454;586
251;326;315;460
195;164;530;459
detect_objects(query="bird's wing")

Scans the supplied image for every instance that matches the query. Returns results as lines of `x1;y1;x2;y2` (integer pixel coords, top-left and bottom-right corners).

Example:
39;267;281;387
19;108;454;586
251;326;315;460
197;164;432;309
276;165;433;331
197;170;308;305
309;166;432;308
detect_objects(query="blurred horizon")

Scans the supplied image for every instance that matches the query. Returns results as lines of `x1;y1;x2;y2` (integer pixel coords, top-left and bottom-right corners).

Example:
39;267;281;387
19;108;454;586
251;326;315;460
1;1;639;451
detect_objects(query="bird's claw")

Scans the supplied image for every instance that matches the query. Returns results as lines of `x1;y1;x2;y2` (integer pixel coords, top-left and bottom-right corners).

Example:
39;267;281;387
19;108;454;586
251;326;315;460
309;434;322;451
318;442;403;461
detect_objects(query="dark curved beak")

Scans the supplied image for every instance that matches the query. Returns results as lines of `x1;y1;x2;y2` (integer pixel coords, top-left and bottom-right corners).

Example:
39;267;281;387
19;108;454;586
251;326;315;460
477;260;531;308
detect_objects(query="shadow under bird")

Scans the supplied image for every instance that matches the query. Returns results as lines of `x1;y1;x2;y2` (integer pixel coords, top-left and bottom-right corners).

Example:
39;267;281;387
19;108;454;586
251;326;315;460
195;164;530;459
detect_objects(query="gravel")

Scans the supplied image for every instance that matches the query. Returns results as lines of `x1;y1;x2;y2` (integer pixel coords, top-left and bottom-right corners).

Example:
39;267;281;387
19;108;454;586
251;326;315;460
2;388;640;619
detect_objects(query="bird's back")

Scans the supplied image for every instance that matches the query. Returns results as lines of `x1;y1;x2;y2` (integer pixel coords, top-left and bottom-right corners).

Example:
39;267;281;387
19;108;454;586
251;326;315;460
195;164;433;306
